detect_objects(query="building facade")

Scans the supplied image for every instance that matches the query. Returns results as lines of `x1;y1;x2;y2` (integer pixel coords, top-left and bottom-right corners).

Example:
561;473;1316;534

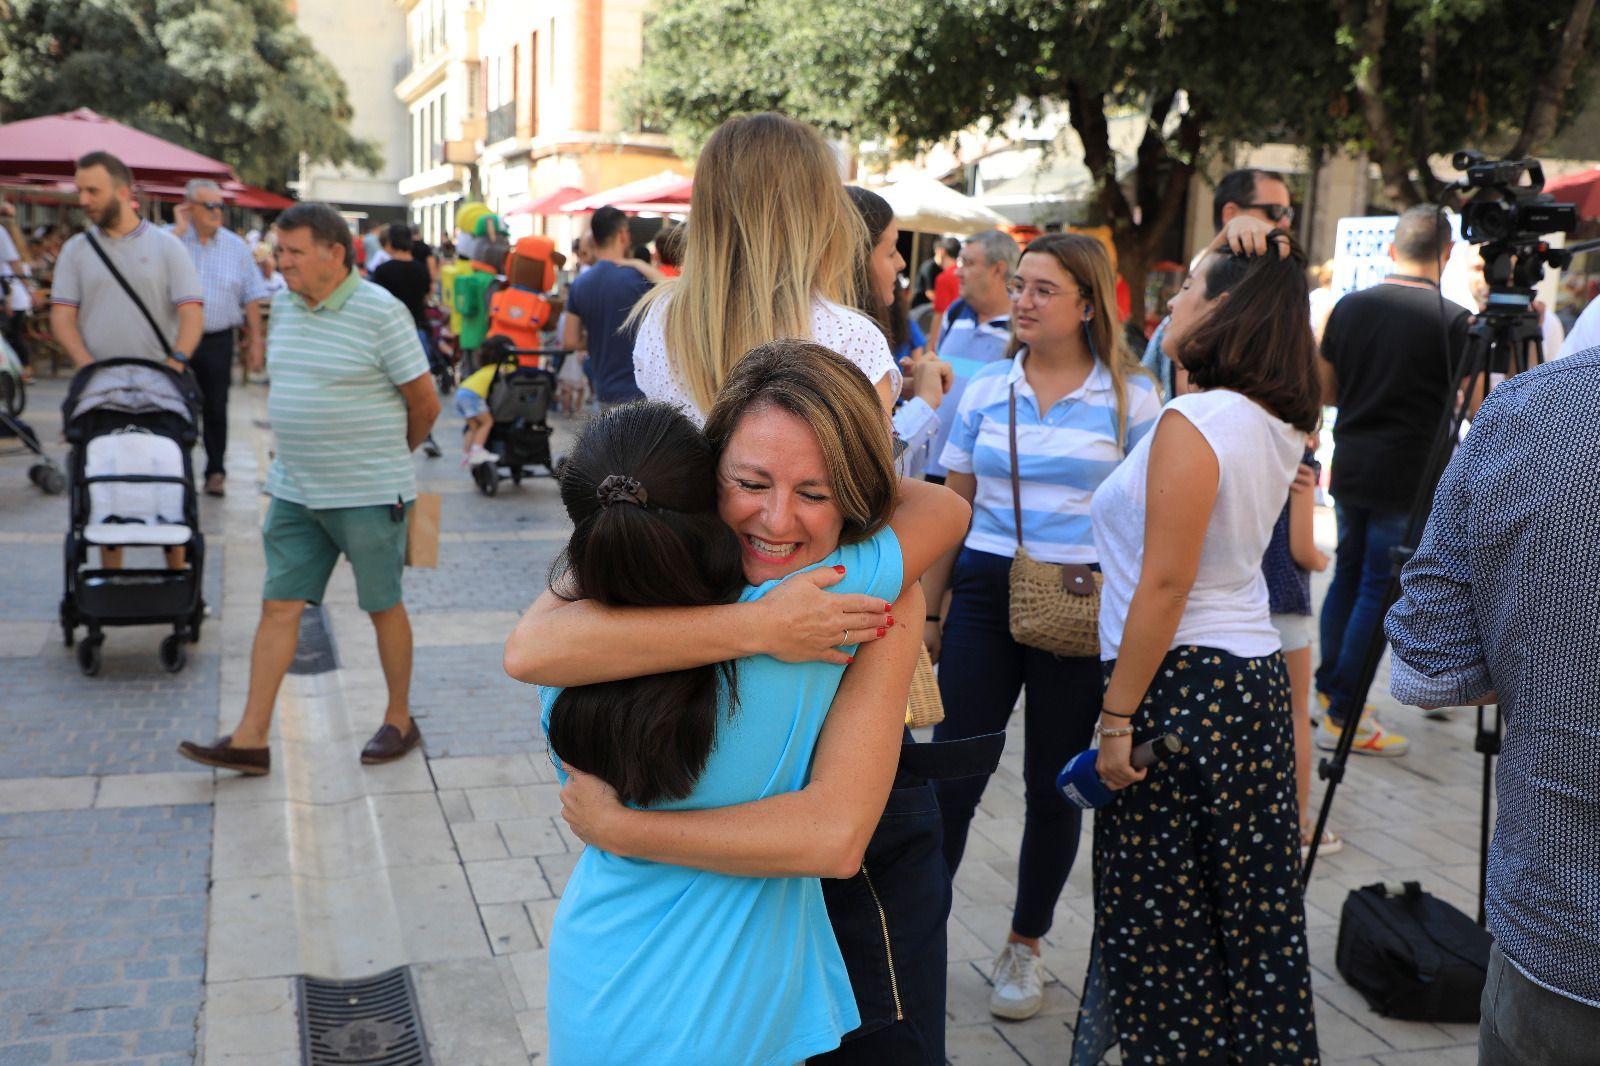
391;0;687;248
291;0;412;222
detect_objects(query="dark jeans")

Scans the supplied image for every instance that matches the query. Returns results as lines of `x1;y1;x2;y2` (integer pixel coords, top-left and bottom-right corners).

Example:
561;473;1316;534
816;772;948;1064
931;548;1102;938
1316;503;1408;726
1479;943;1600;1065
191;329;235;478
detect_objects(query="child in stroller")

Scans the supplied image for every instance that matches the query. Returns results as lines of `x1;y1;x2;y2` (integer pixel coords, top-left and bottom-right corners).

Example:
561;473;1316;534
465;334;569;496
59;358;206;676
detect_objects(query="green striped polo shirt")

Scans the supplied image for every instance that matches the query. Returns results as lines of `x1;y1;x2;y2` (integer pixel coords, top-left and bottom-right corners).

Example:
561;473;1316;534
264;269;430;509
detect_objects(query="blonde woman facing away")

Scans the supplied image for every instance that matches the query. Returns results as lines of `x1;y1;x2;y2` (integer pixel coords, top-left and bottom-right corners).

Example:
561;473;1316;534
630;112;900;423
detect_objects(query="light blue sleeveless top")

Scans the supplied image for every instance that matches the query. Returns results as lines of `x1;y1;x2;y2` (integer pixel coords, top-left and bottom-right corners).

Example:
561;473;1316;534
540;526;904;1066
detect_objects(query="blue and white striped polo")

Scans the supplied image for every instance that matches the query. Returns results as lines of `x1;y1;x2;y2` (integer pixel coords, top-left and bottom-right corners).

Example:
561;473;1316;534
263;270;430;510
940;353;1161;565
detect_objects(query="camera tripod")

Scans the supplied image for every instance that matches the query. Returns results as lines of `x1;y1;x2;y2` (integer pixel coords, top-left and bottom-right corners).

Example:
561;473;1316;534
1300;274;1553;924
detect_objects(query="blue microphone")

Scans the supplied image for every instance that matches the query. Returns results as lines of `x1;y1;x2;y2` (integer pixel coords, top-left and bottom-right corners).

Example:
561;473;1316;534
1057;733;1181;809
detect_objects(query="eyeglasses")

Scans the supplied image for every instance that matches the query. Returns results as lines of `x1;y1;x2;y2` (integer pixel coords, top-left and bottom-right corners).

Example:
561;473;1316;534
189;200;225;212
1242;203;1295;224
1006;279;1087;304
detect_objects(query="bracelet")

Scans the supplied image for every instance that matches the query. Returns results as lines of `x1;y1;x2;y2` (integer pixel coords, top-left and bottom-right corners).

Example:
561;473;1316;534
925;615;941;623
1094;723;1135;739
1100;708;1134;719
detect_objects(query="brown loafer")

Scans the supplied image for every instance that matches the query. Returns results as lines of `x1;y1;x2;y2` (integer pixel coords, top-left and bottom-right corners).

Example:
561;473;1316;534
361;722;422;765
204;473;225;497
177;734;269;776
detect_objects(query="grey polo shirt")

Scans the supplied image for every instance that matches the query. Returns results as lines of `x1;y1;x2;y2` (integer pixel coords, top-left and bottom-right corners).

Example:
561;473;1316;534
51;220;203;362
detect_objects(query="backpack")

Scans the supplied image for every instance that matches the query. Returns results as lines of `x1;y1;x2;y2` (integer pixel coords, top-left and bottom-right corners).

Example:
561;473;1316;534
487;287;551;351
1335;881;1491;1024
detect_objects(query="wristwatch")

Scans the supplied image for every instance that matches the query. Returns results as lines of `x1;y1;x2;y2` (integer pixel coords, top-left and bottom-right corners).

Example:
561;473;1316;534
169;350;190;367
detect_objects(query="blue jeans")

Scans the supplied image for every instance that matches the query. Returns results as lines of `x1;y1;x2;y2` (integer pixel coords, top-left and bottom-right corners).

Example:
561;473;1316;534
931;548;1102;938
1316;503;1408;726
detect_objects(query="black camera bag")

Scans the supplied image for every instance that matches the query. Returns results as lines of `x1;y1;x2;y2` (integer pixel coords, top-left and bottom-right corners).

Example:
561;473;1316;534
1335;881;1491;1023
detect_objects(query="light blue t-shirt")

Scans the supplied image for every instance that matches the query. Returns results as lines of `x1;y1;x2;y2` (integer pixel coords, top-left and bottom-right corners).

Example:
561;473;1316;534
540;527;904;1066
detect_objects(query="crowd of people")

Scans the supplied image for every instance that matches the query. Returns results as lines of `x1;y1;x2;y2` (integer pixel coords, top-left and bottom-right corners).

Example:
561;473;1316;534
40;106;1600;1064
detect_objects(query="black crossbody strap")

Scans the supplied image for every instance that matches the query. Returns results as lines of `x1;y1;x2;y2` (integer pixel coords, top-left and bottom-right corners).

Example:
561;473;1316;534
83;230;173;356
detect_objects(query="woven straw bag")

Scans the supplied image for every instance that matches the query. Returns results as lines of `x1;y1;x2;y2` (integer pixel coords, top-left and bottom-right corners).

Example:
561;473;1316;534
904;643;944;729
1005;381;1105;659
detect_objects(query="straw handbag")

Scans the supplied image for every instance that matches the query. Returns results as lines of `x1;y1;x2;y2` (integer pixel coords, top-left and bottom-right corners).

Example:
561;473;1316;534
904;643;944;729
1006;383;1103;658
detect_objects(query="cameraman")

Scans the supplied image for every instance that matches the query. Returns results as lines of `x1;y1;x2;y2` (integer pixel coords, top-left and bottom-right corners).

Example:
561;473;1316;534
1314;205;1470;757
1385;352;1600;1066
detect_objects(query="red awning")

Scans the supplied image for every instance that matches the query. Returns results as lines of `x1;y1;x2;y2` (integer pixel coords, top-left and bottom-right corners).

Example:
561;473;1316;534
506;185;586;216
559;171;692;213
224;183;294;210
1542;168;1600;219
0;108;237;184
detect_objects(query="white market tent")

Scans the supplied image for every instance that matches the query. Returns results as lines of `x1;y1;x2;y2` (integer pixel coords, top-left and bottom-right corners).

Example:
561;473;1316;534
873;174;1010;236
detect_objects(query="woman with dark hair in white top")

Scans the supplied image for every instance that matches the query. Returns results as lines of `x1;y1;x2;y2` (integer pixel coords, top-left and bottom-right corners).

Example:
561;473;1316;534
1074;220;1323;1064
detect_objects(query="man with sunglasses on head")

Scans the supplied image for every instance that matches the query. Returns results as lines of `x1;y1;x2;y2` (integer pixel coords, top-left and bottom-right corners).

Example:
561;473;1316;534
172;179;270;496
1141;168;1295;396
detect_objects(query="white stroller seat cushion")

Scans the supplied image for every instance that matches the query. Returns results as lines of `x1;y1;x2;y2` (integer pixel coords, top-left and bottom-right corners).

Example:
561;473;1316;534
82;523;192;546
84;431;190;545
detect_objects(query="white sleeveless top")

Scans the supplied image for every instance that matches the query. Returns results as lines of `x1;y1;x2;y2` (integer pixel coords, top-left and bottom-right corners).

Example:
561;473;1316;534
1091;389;1305;660
632;294;900;425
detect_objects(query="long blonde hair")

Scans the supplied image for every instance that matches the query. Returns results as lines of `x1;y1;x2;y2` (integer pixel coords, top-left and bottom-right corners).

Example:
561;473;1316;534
1005;234;1147;447
632;113;868;413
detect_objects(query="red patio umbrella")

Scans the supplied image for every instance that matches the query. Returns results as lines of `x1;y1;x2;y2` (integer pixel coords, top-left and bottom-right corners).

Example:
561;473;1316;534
506;185;586;217
0;108;237;185
559;171;693;213
224;183;294;210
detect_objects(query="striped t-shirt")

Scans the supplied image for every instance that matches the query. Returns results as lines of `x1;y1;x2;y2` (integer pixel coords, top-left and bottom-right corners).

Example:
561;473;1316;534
263;270;430;509
940;353;1161;565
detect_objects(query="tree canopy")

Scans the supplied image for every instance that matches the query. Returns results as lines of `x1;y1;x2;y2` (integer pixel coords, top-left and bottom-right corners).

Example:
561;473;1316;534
0;0;381;190
625;0;1599;321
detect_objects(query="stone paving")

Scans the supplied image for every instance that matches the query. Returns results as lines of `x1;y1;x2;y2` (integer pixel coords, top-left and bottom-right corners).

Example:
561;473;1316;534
0;370;1492;1065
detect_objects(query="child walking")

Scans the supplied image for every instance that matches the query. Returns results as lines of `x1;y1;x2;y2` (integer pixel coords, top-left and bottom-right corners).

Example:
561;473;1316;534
454;363;497;467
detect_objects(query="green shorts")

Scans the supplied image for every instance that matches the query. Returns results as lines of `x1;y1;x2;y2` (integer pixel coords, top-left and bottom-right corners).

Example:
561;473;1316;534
261;497;410;613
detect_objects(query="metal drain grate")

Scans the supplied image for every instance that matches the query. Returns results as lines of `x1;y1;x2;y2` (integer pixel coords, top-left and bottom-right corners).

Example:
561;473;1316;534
289;604;339;675
298;967;431;1065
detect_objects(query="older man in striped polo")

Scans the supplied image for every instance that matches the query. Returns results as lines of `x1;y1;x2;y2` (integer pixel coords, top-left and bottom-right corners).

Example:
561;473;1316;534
178;203;440;775
173;178;270;495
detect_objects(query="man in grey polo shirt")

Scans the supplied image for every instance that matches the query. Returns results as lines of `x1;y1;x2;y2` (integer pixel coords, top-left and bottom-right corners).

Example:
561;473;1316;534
927;229;1018;482
178;203;440;776
50;150;203;372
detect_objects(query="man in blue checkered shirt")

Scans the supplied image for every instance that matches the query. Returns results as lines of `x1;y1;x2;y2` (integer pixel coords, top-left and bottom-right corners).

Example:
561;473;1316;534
1386;350;1600;1065
173;178;270;496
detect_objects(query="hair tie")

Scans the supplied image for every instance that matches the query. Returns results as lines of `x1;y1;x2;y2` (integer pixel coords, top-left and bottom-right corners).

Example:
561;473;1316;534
597;474;649;509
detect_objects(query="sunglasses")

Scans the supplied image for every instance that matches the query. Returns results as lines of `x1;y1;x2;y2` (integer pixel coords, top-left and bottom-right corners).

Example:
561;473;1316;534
189;200;225;211
1242;203;1295;224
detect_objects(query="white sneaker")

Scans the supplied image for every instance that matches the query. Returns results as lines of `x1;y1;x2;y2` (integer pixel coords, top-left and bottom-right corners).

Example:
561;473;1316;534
469;447;497;466
988;942;1044;1020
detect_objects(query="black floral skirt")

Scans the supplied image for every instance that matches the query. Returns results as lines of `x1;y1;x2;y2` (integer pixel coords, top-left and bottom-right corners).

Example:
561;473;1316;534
1072;646;1319;1065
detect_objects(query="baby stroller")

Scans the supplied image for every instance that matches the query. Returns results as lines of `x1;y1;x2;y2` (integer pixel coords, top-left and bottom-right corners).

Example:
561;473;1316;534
0;332;65;495
59;359;206;676
471;335;568;497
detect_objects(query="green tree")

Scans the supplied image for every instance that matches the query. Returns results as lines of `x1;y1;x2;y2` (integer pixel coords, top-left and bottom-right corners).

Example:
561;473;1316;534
626;0;1600;322
1331;0;1598;207
0;0;381;190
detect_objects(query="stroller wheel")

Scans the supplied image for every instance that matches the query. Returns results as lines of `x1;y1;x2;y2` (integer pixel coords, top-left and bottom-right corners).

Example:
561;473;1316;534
159;634;187;674
76;637;103;677
63;625;74;648
30;464;65;495
475;462;499;497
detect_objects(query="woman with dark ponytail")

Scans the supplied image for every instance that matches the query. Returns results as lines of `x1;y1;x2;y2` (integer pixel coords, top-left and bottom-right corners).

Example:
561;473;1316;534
543;402;744;807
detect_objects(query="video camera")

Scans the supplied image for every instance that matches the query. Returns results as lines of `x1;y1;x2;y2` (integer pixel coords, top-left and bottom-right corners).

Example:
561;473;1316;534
1452;150;1578;245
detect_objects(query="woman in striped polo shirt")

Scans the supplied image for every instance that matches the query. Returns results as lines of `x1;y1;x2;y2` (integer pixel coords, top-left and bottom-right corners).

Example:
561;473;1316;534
921;233;1160;1019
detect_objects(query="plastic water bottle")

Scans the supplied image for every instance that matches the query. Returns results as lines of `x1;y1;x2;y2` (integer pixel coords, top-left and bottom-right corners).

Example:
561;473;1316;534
1056;733;1182;809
